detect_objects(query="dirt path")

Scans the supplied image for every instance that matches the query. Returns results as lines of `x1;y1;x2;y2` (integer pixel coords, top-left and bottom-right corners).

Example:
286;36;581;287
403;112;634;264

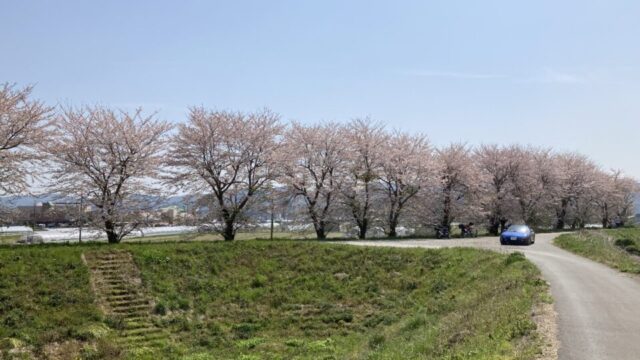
340;233;640;360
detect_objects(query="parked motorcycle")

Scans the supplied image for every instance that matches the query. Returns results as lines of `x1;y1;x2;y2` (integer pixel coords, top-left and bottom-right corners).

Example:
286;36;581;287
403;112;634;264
459;222;477;238
434;225;450;239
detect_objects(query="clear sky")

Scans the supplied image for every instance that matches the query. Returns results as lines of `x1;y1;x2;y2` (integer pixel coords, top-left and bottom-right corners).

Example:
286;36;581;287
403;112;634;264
2;0;639;178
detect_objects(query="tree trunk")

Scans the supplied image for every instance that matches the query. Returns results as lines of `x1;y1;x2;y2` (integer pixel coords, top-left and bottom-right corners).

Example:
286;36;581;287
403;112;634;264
442;190;452;228
358;218;368;239
104;220;120;244
519;199;529;227
222;220;235;241
387;220;397;238
314;221;327;240
555;200;568;230
601;204;609;228
388;219;397;238
499;218;508;233
441;214;450;229
488;217;500;236
349;197;368;239
387;210;400;238
489;199;504;235
309;206;328;240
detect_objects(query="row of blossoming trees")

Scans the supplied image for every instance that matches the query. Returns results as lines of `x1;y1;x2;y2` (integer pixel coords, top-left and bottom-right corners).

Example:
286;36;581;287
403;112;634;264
1;83;637;242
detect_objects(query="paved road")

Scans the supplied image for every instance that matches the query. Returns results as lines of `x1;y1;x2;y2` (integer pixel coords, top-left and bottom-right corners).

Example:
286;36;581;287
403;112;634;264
341;233;640;360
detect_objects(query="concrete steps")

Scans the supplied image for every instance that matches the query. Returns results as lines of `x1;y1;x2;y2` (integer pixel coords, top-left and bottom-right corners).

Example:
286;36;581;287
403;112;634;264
83;250;169;350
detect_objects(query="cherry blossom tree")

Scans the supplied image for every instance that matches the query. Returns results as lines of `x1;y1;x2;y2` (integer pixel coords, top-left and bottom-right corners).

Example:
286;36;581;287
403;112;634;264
0;205;19;227
46;107;171;243
508;147;558;227
590;169;618;228
475;144;520;235
552;153;599;229
280;122;346;239
1;83;631;238
0;83;52;195
609;171;638;226
432;143;480;229
165;108;283;241
378;131;433;237
340;118;387;239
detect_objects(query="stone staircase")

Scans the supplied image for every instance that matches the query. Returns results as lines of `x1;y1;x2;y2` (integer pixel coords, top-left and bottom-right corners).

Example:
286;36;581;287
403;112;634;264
83;250;169;350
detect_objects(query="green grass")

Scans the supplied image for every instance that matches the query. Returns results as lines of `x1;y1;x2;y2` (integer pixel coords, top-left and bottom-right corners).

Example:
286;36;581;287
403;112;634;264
0;245;104;358
1;240;549;359
0;234;21;245
125;230;345;243
554;228;640;274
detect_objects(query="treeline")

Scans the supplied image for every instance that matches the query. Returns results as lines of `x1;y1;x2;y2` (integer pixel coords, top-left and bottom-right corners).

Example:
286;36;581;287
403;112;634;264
1;83;637;242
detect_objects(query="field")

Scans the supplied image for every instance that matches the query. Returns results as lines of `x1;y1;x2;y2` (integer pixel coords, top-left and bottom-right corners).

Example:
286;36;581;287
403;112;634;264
554;228;640;274
0;224;495;246
0;234;21;245
0;240;549;359
124;230;345;243
0;230;345;245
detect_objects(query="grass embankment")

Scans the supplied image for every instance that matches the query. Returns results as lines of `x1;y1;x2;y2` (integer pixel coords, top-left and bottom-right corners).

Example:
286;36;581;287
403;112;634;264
554;228;640;274
0;245;103;358
1;241;549;359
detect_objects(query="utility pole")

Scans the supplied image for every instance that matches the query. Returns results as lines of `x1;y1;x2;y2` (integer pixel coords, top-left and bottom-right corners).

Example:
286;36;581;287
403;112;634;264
78;194;83;244
32;202;36;230
270;198;275;241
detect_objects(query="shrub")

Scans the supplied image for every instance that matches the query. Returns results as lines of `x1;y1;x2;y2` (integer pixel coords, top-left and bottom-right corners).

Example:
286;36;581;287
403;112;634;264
504;252;526;265
154;302;167;315
250;275;268;288
614;239;640;255
368;333;386;349
232;323;261;339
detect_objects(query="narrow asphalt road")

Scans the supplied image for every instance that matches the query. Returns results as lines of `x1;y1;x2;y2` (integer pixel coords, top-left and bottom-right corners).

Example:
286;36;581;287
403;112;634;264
340;233;640;360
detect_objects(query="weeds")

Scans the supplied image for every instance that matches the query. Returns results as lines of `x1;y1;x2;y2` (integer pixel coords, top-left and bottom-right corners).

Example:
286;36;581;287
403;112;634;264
555;229;640;273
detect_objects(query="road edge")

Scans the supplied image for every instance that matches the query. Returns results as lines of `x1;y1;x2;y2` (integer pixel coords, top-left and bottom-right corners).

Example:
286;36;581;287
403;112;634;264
533;289;559;360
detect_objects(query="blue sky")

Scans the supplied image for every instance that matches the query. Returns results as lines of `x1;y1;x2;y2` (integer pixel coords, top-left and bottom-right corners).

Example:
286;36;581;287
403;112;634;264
2;0;639;178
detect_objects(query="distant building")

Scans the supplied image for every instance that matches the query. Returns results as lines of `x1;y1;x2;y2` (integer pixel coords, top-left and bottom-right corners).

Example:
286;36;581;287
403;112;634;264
160;206;180;224
10;201;197;228
14;202;89;227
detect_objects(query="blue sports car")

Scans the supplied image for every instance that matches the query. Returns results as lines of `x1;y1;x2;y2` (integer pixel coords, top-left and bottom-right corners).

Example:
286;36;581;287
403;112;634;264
500;225;536;245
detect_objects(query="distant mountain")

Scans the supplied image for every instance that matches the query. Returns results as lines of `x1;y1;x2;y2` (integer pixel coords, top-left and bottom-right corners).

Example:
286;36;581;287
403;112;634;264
0;194;69;207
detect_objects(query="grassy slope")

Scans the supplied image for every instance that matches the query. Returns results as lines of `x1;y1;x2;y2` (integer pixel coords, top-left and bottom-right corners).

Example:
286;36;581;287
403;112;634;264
1;241;548;359
554;228;640;274
0;245;103;358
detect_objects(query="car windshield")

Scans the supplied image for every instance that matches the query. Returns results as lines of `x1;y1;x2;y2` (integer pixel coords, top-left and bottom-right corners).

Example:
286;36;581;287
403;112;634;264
507;225;529;233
